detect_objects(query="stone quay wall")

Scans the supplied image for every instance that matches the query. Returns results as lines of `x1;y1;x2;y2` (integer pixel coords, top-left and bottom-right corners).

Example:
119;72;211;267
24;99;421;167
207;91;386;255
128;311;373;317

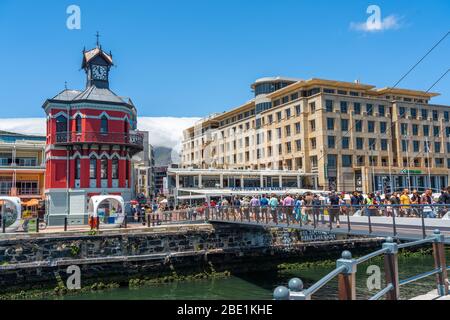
0;223;383;291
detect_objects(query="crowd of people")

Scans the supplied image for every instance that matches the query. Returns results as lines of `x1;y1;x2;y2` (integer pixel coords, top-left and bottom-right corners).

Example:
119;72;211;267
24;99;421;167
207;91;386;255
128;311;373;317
128;187;450;226
178;186;450;225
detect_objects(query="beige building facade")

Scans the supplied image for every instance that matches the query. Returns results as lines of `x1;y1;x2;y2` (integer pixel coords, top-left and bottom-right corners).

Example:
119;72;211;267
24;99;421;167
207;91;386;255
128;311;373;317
181;77;450;193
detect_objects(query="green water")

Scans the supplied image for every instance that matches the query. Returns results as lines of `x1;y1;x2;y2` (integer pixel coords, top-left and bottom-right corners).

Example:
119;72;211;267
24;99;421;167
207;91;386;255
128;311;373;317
59;250;448;300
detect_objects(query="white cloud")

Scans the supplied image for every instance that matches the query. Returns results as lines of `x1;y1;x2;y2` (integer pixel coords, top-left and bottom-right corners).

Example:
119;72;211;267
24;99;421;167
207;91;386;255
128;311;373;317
0;117;200;151
350;15;402;32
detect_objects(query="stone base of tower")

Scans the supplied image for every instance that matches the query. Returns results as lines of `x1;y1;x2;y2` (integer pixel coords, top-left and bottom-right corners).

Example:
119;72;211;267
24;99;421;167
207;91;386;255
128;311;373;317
45;188;133;226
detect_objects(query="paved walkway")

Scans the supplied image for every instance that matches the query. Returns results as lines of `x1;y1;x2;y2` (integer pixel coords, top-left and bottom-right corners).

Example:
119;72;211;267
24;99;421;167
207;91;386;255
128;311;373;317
410;290;450;300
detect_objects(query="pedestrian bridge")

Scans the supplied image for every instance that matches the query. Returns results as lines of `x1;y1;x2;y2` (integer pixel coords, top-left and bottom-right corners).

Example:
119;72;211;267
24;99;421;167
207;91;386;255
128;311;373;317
207;205;450;243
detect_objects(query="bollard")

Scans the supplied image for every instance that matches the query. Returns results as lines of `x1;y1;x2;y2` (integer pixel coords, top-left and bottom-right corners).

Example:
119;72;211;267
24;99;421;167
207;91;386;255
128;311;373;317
421;211;426;239
147;214;151;227
64;217;68;232
368;213;372;234
392;212;397;237
36;218;39;233
2;214;5;233
124;215;127;228
96;216;100;230
336;251;357;300
382;237;400;300
432;230;449;296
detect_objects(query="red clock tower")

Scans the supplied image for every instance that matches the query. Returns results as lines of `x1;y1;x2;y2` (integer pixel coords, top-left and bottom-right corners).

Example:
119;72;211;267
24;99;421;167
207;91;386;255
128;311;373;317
42;42;143;226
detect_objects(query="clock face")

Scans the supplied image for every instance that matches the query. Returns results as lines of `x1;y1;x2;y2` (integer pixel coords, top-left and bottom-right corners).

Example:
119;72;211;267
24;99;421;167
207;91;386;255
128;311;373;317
91;65;108;80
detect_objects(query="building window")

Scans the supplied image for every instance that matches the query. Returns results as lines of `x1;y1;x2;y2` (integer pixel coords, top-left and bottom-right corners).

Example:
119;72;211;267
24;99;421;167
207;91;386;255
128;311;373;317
342;155;352;167
369;138;376;151
75;115;82;133
378;105;385;116
381;139;388;151
399;107;406;118
310;138;317;149
112;156;119;179
286;142;292;153
285;125;291;137
328;136;336;149
285;108;291;118
433;110;439;121
295;122;301;134
410;108;417;119
341;119;349;131
327;154;337;168
444;111;449;122
421;109;428;119
342;137;349;149
327;118;335;130
356;137;364;150
355;121;362;132
101;115;108;133
325;100;333;112
354;103;361;114
75;157;81;180
401;123;408;135
310;120;316;132
368;121;375;133
310;102;316;114
423;125;430;136
295;139;301;151
340;101;348;113
89;156;97;179
380;122;387;133
56;115;67;133
277;112;282;122
295;105;301;116
401;140;409;152
435;142;441;153
434;126;440;137
412;124;419;136
413;141;420;152
101;156;108;179
366;104;373;116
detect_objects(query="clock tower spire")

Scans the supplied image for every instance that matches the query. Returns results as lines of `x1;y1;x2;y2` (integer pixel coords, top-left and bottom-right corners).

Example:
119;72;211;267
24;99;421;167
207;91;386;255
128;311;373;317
81;40;113;89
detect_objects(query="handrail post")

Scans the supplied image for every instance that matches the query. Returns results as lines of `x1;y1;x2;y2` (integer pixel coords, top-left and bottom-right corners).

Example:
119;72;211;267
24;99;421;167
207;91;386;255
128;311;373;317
336;251;357;300
432;230;449;296
421;209;426;239
382;237;400;300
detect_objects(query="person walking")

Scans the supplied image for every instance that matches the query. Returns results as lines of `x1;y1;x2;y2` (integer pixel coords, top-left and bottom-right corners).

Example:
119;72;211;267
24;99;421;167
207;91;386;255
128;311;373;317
328;191;340;228
421;189;435;218
250;195;260;221
400;189;411;217
269;194;279;223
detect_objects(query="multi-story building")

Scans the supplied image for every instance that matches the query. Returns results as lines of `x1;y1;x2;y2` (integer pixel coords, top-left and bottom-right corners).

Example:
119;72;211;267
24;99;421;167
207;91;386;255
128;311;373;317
133;131;155;199
43;43;144;225
181;77;450;193
0;131;46;202
153;165;169;196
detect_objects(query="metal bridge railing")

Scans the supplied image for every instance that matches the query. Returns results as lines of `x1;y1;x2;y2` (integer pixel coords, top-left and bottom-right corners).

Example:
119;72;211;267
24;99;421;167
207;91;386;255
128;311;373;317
273;230;449;300
206;204;450;239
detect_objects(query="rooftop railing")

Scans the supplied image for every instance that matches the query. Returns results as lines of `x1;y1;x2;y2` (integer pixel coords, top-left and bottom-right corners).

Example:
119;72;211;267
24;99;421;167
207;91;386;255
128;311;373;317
50;132;144;149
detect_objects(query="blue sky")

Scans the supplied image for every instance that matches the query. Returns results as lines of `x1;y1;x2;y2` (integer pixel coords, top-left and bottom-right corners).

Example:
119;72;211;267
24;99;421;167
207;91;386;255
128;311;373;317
0;0;449;118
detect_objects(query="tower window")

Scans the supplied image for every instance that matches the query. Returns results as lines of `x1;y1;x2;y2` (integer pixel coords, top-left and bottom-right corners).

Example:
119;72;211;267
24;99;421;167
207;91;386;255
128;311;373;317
101;115;108;133
56;115;67;133
75;115;82;133
112;156;119;179
89;156;97;179
101;156;108;179
75;157;81;180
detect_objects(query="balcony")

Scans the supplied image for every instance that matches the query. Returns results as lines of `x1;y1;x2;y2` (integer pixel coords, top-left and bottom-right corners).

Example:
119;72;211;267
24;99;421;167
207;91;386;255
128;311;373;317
51;132;144;152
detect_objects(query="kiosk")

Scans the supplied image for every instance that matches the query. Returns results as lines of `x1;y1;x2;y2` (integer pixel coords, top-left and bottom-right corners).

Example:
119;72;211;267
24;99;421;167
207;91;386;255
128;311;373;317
88;195;125;228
